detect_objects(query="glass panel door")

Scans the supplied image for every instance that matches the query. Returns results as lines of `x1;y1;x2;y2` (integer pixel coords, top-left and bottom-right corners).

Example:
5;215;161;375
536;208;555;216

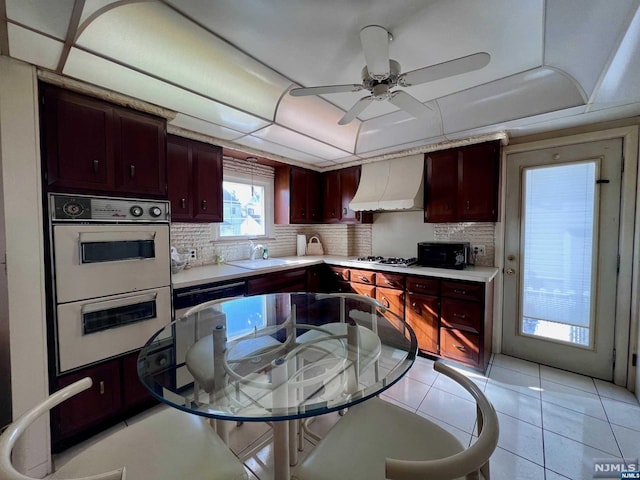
502;138;622;380
521;162;597;347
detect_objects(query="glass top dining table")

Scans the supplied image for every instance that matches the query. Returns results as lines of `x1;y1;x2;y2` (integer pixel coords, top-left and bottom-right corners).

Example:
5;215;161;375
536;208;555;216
138;292;417;480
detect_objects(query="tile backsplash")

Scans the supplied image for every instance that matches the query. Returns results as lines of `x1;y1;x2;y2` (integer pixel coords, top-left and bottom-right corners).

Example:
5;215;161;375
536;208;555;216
170;220;494;267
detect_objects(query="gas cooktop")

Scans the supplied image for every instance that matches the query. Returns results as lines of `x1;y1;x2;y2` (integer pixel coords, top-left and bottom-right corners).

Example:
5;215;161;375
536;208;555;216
353;256;418;267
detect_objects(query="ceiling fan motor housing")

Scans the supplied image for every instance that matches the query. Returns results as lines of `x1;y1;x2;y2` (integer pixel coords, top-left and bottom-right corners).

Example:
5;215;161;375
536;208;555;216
361;59;401;94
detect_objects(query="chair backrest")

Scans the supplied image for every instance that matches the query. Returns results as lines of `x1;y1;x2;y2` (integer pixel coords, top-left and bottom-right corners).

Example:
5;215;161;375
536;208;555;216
0;378;125;480
385;361;499;480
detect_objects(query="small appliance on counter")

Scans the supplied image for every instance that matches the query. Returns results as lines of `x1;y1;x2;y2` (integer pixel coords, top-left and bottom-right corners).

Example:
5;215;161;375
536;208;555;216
417;241;470;270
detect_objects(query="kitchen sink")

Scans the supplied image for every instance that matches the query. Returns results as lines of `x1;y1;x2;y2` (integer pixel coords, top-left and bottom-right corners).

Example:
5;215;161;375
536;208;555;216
227;258;305;270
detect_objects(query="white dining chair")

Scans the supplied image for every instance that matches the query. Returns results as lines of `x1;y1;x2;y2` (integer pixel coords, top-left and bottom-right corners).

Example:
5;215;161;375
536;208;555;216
0;377;248;480
292;361;499;480
181;296;283;443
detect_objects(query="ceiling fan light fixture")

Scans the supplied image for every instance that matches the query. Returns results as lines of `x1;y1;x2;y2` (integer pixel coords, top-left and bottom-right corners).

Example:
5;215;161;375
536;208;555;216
372;83;390;100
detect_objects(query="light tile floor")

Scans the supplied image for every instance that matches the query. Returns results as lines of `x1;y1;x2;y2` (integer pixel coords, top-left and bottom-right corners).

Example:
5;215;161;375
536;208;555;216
55;354;640;480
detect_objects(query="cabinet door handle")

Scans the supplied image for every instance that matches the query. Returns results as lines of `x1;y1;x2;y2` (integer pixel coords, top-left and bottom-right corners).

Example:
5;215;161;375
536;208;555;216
381;297;390;308
454;344;467;352
180;198;186;209
466;200;470;210
99;381;105;395
201;199;207;210
453;313;467;319
301;208;306;217
453;289;467;295
411;302;421;314
93;159;99;174
343;207;348;215
358;276;370;283
129;164;135;178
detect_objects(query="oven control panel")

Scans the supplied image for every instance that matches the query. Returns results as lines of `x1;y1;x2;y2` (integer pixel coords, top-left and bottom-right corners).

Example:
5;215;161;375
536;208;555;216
50;194;170;222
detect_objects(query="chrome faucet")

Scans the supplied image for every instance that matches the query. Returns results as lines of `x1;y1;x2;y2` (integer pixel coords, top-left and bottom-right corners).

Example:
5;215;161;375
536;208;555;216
249;241;265;260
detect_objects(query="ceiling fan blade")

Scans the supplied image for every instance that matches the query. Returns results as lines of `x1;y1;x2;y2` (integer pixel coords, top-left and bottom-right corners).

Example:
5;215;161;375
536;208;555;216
359;25;390;79
388;90;432;119
399;52;490;87
338;96;373;125
289;84;364;96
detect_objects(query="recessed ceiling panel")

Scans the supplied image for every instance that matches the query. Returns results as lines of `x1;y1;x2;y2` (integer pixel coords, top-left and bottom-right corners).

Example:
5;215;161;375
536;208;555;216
80;0;123;25
592;5;640;105
6;0;75;40
253;125;351;160
168;0;544;123
544;0;636;98
76;2;291;120
170;114;245;141
234;135;326;166
7;24;64;70
277;92;360;153
439;68;586;134
356;103;442;154
64;49;270;133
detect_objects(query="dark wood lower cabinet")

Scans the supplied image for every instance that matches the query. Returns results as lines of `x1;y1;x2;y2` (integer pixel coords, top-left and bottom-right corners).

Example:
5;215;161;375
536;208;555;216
405;292;440;355
320;263;493;371
246;268;308;295
51;350;155;452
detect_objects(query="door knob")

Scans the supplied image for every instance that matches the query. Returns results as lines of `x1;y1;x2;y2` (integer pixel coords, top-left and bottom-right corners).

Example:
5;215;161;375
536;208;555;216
505;268;516;275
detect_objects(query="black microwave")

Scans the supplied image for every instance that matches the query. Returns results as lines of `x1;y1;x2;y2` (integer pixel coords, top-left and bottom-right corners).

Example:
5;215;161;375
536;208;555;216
417;242;470;269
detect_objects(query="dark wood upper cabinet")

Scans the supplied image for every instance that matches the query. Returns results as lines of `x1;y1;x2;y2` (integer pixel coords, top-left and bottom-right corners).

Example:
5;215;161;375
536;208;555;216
114;109;166;196
424;141;499;222
321;166;372;224
167;134;222;223
41;84;167;197
458;142;500;221
275;166;322;224
43;87;114;191
192;141;223;222
323;170;341;222
167;136;193;220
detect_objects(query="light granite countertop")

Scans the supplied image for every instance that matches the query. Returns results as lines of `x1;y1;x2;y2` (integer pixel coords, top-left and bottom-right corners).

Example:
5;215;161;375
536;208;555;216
172;255;499;290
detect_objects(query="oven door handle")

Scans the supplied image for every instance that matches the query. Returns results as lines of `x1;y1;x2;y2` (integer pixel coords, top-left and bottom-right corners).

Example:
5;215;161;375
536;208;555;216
80;291;158;314
78;231;158;243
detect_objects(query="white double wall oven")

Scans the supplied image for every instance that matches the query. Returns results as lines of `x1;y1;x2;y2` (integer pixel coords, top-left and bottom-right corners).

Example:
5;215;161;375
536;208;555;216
48;193;171;374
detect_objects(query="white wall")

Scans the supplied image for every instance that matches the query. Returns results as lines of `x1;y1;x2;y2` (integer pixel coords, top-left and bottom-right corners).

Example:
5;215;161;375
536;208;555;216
0;57;50;476
372;211;434;257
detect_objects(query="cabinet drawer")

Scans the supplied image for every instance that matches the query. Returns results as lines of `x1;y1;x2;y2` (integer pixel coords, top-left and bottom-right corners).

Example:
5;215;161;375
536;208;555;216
405;292;439;354
376;286;404;319
441;280;484;302
350;269;376;285
349;282;375;298
406;276;439;295
441;298;482;333
247;268;307;295
375;272;405;289
328;266;350;282
440;328;479;365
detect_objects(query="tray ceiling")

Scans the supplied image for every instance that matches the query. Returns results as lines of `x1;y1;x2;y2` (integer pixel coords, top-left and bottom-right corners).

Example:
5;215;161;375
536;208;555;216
3;0;640;169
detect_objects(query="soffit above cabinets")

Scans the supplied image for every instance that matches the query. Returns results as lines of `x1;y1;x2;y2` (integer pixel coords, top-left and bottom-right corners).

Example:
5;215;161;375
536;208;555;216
4;0;640;170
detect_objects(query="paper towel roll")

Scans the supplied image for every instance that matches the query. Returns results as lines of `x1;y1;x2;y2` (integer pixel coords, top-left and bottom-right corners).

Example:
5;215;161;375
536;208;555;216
297;234;306;256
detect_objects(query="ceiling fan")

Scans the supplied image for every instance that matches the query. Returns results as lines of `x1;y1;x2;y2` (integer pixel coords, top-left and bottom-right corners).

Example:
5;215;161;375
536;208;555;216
289;25;490;125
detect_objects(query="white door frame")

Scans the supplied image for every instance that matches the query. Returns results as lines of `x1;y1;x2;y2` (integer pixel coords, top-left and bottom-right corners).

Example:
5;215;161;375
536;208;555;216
495;126;639;389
